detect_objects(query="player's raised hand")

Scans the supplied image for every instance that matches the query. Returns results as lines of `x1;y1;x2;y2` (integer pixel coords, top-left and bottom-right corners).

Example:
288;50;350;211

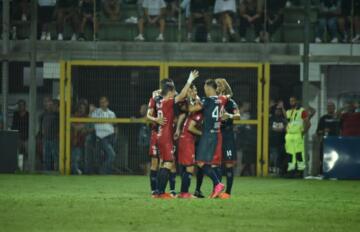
187;70;199;84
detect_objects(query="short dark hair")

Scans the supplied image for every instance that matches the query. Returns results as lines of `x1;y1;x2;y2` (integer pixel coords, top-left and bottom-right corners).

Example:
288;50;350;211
205;79;217;90
161;83;175;96
160;78;174;89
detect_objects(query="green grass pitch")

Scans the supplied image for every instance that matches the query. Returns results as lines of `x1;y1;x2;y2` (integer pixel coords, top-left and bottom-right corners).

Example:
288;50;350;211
0;175;359;232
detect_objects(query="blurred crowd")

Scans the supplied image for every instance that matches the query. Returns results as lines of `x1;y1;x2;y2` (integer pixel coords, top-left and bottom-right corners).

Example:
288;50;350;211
1;94;360;175
268;98;360;176
2;0;358;42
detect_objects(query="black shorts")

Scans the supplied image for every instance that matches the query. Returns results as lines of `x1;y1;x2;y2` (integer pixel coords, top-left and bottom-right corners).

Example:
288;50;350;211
191;2;210;14
222;129;237;163
196;132;218;163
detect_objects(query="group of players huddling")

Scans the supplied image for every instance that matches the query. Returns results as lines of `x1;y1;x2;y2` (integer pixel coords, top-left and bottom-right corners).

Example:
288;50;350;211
147;70;240;199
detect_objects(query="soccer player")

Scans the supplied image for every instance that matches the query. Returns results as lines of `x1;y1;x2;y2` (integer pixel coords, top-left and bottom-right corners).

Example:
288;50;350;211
189;79;228;198
156;70;199;199
146;79;175;197
177;84;203;199
216;78;240;199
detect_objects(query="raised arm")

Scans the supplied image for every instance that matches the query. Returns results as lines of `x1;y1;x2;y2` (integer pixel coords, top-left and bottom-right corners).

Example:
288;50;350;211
174;113;186;140
175;70;199;103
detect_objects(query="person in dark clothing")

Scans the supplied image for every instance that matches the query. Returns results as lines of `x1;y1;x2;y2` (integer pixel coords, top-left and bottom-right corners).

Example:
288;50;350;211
55;0;80;40
316;101;340;174
237;102;257;176
79;0;101;40
238;0;264;42
315;0;341;43
39;98;59;171
186;0;212;42
269;105;287;175
11;99;29;161
263;0;286;42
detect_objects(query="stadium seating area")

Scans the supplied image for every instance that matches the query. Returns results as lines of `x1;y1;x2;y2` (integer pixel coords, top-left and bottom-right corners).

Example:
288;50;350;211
7;1;357;43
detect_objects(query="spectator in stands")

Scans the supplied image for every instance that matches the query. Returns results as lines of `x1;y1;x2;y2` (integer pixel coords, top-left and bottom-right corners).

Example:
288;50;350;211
38;0;57;40
136;0;145;23
55;0;80;41
13;0;30;21
316;101;340;174
269;103;287;175
338;0;351;42
165;0;179;23
39;97;59;171
340;101;360;136
90;96;116;174
338;0;360;43
237;102;256;176
186;0;212;42
79;0;101;41
84;103;97;174
71;102;88;175
263;0;286;42
134;0;166;41
214;0;237;42
239;0;264;43
315;0;341;43
103;0;121;21
317;101;340;137
11;100;29;164
352;0;360;42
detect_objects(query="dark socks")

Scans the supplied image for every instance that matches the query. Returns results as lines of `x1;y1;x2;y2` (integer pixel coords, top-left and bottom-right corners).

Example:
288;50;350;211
150;170;158;193
158;168;170;194
203;165;220;186
214;166;222;182
169;172;176;192
181;171;192;193
225;167;234;194
196;167;204;192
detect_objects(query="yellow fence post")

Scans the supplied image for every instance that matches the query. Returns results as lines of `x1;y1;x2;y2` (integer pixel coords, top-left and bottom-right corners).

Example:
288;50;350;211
256;64;264;176
262;63;271;176
65;61;72;175
59;61;66;175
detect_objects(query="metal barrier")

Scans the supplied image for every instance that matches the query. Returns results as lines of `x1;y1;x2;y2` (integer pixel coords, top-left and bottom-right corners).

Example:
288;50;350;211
61;61;270;176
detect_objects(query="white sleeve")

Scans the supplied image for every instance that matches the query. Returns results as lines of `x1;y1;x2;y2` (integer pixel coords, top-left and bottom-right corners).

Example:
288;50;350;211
90;110;97;118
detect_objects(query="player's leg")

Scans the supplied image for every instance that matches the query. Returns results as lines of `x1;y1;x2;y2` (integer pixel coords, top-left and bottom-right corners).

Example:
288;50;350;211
221;131;237;198
179;165;194;198
196;133;224;198
169;162;177;197
194;166;205;198
150;157;159;196
157;161;173;198
157;140;175;199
